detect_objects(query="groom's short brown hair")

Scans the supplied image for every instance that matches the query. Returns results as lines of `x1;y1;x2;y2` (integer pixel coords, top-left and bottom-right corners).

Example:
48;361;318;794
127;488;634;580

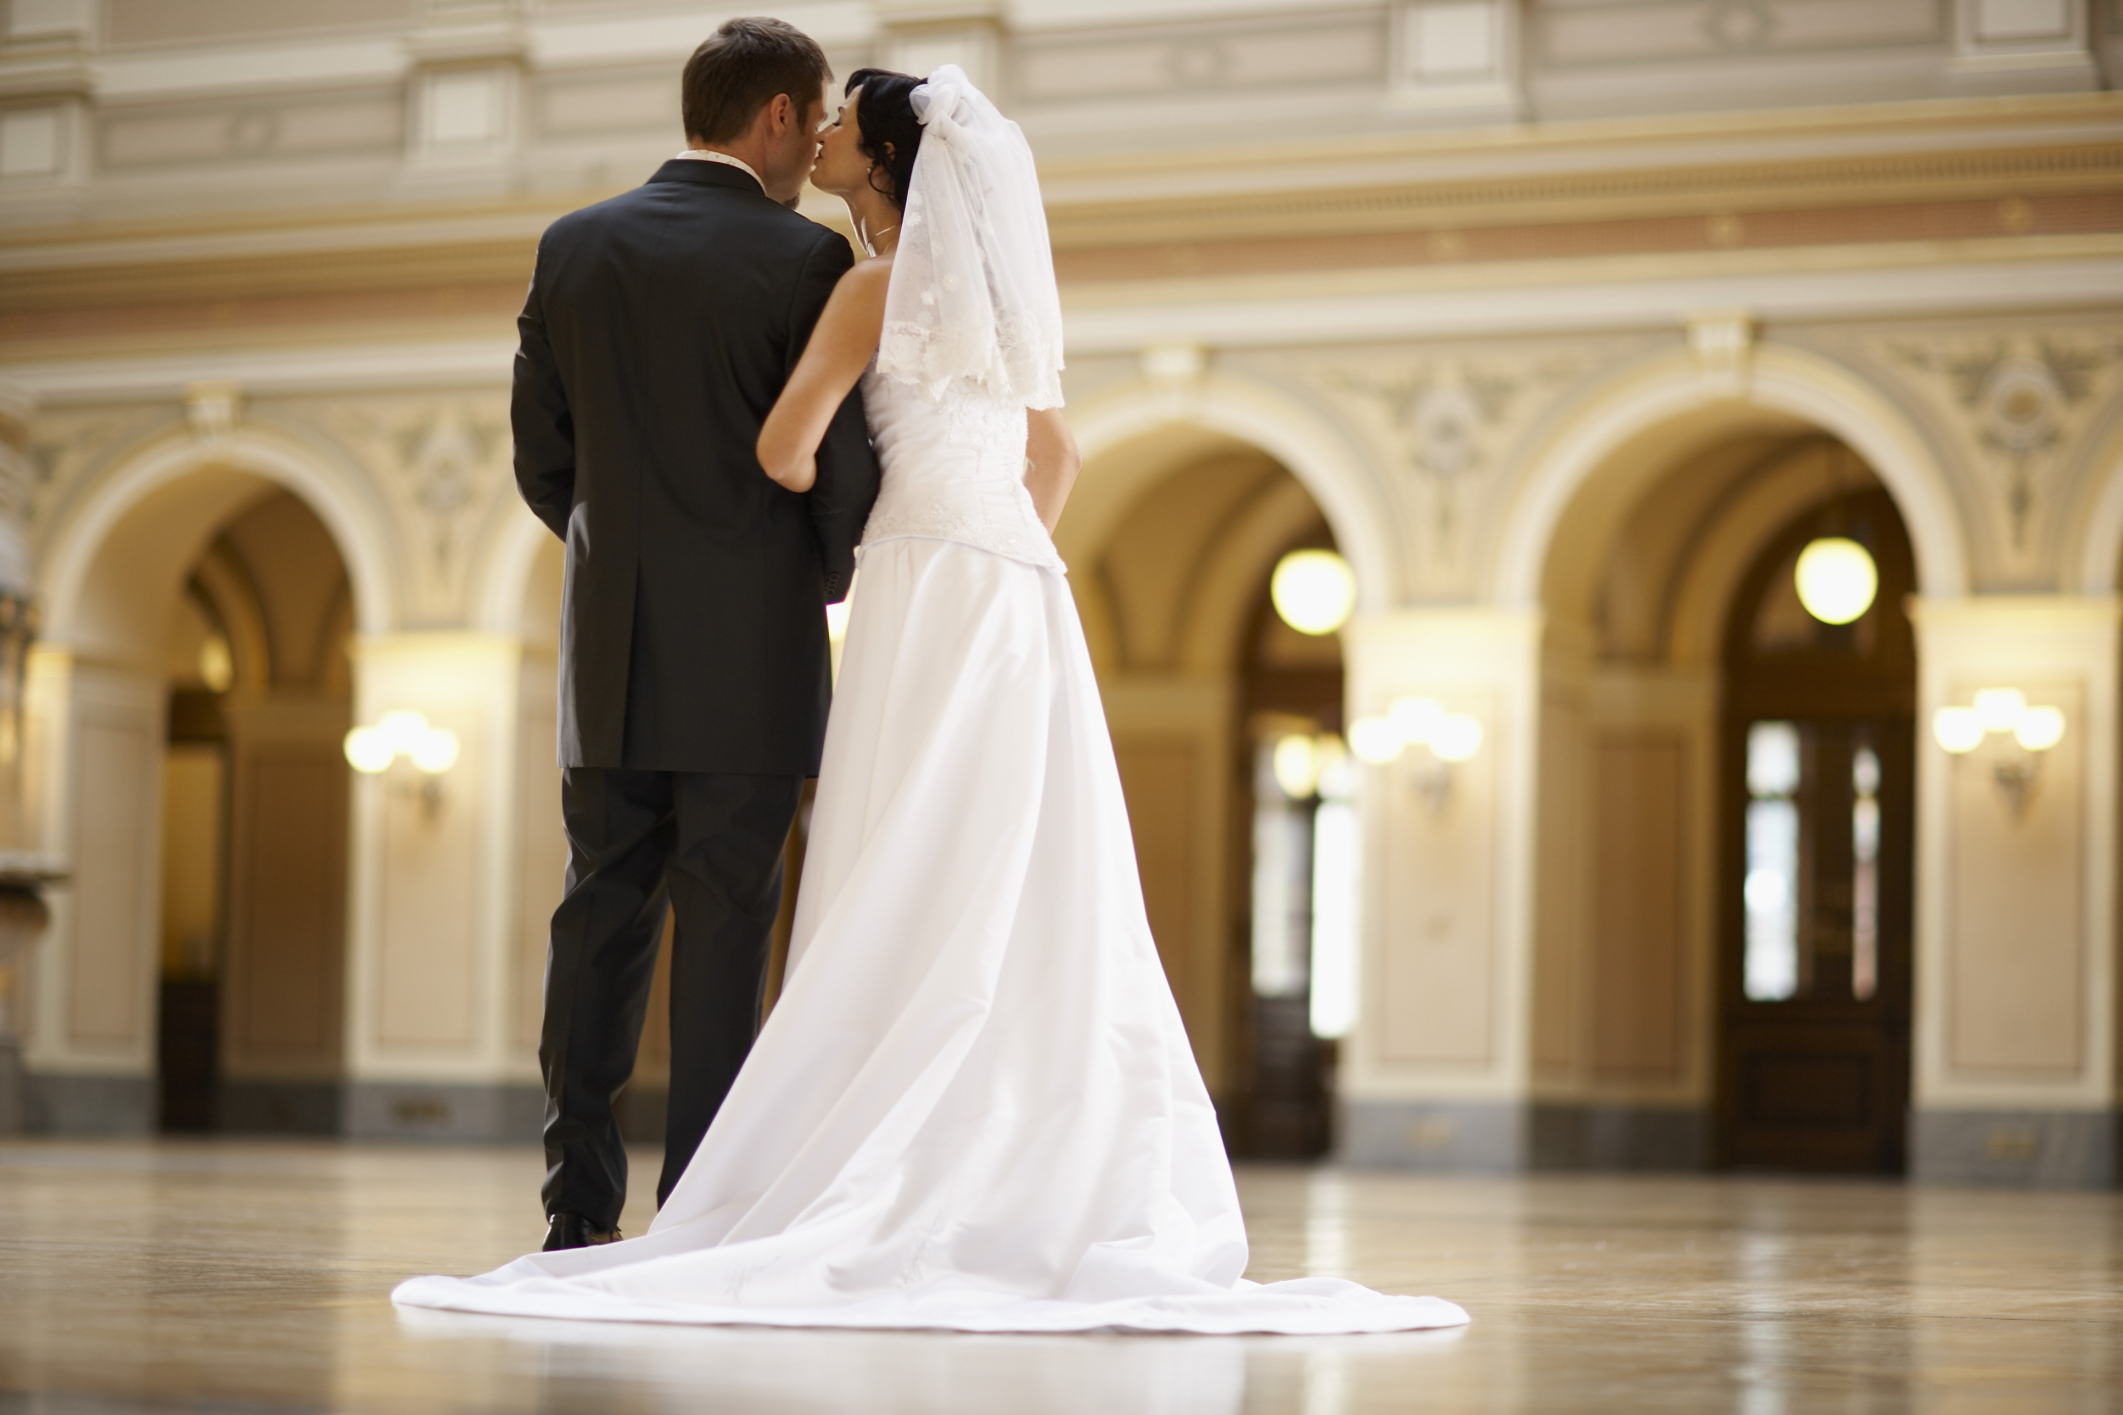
682;18;831;144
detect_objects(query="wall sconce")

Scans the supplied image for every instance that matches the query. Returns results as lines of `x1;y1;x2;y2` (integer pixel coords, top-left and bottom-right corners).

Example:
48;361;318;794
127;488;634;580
1348;696;1483;811
1933;688;2064;817
344;709;460;819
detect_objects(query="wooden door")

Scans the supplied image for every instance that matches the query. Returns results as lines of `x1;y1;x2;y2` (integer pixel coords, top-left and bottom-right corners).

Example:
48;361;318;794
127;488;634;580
1716;483;1916;1173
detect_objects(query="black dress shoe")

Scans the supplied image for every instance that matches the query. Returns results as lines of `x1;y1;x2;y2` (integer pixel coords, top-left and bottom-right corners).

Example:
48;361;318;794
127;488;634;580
543;1213;622;1251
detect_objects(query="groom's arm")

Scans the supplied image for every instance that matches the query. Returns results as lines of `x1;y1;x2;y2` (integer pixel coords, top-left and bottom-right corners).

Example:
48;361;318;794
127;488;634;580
785;231;881;605
513;242;575;541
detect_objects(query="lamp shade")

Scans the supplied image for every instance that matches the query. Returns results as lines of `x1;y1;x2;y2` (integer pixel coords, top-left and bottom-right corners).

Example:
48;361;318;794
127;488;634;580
1271;734;1320;799
1793;537;1877;625
1430;714;1484;763
1348;716;1403;765
2014;705;2065;752
1270;550;1356;636
344;726;394;774
1932;706;1984;754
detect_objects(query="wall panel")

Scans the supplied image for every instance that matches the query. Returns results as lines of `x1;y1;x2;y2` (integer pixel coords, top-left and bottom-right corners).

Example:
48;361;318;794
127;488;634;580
1589;733;1686;1079
225;744;347;1074
67;718;157;1047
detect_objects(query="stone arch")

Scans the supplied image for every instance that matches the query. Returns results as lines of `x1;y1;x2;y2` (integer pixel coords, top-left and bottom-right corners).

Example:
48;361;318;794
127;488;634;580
1502;342;1954;1171
2067;411;2123;596
38;420;398;649
1494;342;1970;612
21;418;389;1127
1068;370;1403;613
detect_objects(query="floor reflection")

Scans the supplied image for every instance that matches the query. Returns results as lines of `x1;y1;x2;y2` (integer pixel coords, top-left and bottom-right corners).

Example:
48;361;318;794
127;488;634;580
393;1307;1465;1415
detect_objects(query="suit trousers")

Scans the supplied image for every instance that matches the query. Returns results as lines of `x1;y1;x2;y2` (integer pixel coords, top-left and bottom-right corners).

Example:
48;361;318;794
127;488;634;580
540;767;803;1233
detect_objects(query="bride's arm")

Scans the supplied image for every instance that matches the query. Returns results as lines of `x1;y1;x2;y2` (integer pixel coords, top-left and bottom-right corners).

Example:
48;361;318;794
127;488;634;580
758;259;891;494
1024;407;1081;533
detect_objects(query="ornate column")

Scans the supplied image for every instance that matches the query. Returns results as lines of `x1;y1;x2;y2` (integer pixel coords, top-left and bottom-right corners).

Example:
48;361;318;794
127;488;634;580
0;382;65;1132
1337;606;1543;1167
340;632;537;1139
1908;596;2120;1187
874;1;1004;95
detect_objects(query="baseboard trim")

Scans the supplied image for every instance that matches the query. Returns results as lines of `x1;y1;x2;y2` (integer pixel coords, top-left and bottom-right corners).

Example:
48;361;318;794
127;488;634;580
340;1081;545;1143
218;1079;343;1135
1338;1100;1531;1170
1911;1109;2117;1189
1340;1099;1711;1171
17;1070;156;1135
1531;1103;1709;1171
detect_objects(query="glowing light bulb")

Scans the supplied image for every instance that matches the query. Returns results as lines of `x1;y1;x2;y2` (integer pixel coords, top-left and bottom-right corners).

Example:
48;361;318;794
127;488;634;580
1932;706;1984;754
1348;716;1404;765
344;726;394;774
378;710;430;755
1388;696;1444;746
1429;714;1484;763
1270;550;1356;636
411;727;460;775
1271;734;1320;799
198;635;233;693
1973;688;2026;733
2014;706;2065;752
1794;537;1877;625
1314;734;1357;802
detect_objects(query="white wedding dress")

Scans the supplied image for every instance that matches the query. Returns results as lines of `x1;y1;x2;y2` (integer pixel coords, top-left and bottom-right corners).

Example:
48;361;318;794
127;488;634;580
393;61;1464;1338
391;372;1466;1335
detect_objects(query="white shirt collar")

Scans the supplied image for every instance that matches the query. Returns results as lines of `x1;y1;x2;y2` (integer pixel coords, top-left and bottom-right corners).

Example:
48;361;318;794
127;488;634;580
673;148;763;188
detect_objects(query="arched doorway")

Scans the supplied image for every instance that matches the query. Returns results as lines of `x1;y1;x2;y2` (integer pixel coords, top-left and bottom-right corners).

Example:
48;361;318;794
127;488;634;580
155;490;354;1131
1528;398;1932;1171
1717;480;1916;1172
1063;423;1348;1155
30;432;382;1134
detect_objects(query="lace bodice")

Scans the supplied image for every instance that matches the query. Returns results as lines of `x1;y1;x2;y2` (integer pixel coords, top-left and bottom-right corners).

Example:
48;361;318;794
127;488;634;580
857;369;1064;573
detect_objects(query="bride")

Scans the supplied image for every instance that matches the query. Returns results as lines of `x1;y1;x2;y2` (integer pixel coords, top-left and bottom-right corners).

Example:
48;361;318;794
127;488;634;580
394;65;1466;1336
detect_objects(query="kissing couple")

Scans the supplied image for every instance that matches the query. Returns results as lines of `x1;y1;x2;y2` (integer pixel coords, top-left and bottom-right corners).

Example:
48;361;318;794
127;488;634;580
394;16;1466;1335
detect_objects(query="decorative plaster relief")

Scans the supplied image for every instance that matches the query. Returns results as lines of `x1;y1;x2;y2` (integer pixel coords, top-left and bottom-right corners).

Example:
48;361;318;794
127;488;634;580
20;406;167;536
1884;333;2123;576
309;398;510;623
1311;352;1586;589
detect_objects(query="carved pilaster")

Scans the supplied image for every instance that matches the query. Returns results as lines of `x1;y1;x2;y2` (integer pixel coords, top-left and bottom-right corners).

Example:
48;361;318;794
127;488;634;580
875;1;1005;95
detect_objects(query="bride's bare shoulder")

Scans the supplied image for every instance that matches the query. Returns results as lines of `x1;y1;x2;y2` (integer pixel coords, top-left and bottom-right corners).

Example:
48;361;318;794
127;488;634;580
838;253;893;300
813;254;891;344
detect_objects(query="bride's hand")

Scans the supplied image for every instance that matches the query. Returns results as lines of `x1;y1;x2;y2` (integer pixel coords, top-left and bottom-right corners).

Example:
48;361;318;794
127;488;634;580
1024;407;1081;534
758;257;892;493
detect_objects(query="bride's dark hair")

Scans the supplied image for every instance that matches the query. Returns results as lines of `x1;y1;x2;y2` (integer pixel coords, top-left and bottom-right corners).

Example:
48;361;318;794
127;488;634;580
845;68;924;210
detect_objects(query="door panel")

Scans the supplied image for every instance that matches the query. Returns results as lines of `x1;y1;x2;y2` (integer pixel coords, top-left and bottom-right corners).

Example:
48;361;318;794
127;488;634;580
1716;485;1915;1174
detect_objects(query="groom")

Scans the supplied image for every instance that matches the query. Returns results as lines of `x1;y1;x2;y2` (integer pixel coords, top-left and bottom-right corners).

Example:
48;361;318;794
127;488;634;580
512;17;879;1251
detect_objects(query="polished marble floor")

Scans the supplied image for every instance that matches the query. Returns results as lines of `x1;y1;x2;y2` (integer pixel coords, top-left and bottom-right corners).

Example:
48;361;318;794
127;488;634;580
0;1139;2118;1414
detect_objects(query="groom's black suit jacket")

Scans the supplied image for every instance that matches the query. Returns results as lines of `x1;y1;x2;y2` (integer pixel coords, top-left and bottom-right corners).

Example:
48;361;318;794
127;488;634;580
513;159;879;774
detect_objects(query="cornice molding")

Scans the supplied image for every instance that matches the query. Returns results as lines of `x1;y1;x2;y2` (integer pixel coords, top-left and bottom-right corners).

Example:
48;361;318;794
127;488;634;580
1;239;538;312
1045;141;2123;250
0;96;2114;317
1034;91;2123;187
7;243;2116;395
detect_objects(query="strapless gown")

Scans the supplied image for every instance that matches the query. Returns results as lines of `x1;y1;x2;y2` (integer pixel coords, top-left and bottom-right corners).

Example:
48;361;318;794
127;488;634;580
392;373;1468;1335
